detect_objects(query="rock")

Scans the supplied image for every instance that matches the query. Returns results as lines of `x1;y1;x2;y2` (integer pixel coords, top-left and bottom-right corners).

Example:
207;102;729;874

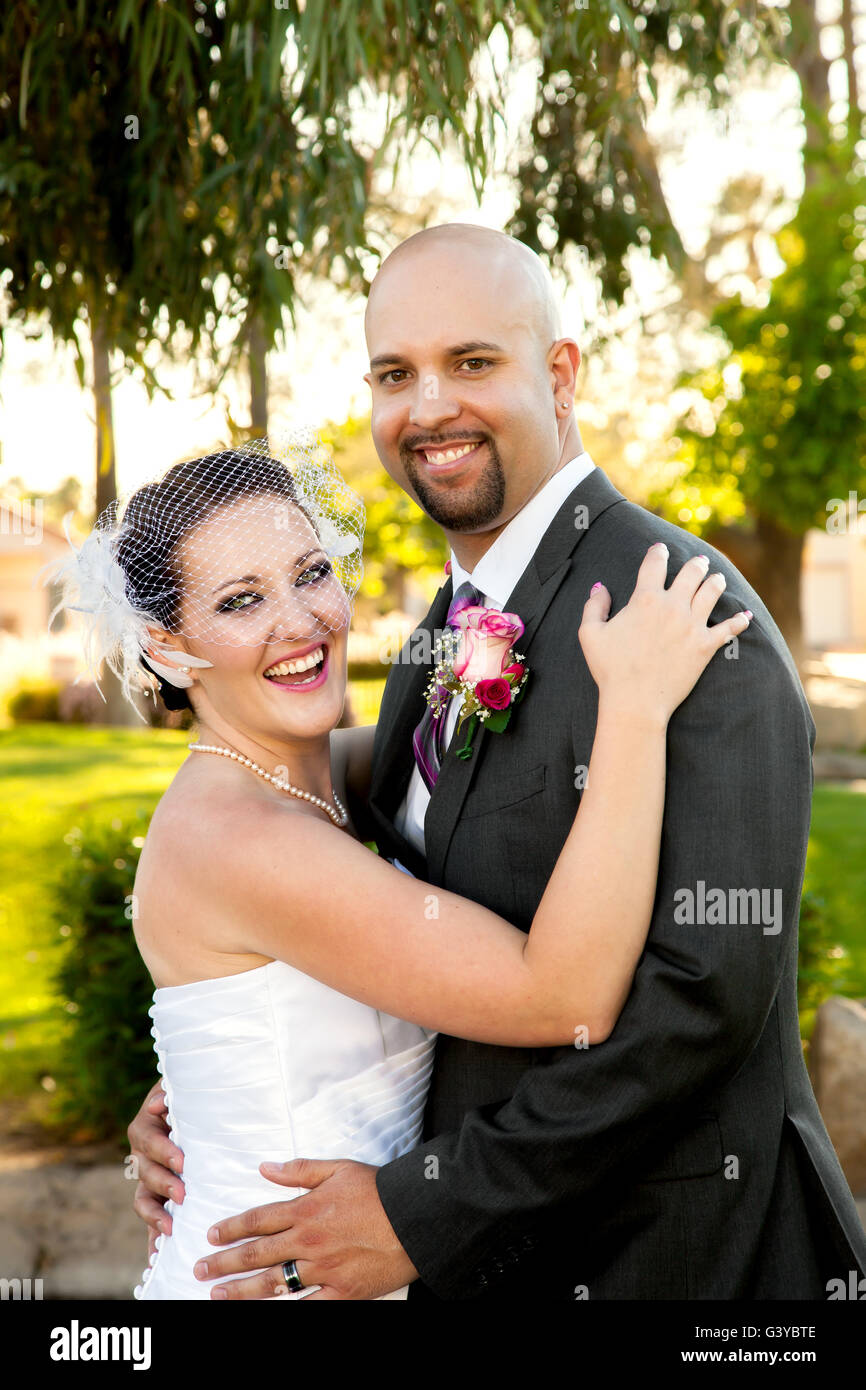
810;996;866;1197
806;676;866;753
0;1160;145;1299
812;752;866;782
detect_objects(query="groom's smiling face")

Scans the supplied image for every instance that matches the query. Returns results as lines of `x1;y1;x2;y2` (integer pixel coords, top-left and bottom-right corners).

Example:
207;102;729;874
364;227;580;555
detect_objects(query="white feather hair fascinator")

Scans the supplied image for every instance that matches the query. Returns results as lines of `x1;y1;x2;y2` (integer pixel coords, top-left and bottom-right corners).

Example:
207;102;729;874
45;431;365;714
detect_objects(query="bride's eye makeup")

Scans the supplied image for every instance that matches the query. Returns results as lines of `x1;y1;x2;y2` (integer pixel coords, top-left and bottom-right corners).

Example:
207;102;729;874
216;591;262;614
296;560;333;586
214;558;333;613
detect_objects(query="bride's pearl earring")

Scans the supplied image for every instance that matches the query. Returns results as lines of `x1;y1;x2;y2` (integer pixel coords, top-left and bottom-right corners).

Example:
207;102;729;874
560;398;570;411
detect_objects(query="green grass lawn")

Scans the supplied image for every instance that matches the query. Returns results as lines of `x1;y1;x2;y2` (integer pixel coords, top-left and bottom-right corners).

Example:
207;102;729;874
0;724;189;1104
804;782;866;1000
1;723;864;1123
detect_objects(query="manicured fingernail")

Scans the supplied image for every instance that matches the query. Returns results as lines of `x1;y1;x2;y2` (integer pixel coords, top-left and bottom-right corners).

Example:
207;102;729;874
744;609;753;619
591;582;603;593
652;542;668;551
212;1287;228;1299
195;1261;208;1278
208;1225;220;1243
697;554;709;564
157;1220;166;1235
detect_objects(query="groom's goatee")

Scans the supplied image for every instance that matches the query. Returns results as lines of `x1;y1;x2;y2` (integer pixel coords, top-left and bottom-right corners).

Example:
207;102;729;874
401;436;506;531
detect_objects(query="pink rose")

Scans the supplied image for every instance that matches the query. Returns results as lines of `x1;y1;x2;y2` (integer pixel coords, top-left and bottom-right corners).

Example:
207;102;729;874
451;607;524;683
502;661;525;683
475;677;512;711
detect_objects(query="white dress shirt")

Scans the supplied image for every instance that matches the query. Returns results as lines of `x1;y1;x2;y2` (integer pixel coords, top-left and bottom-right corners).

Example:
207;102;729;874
393;451;596;857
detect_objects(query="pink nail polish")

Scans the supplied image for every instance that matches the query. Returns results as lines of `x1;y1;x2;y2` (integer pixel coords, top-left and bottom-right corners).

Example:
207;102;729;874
744;610;753;619
591;581;603;593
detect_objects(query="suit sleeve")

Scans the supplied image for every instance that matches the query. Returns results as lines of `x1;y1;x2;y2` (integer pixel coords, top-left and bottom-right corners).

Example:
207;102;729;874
375;596;815;1298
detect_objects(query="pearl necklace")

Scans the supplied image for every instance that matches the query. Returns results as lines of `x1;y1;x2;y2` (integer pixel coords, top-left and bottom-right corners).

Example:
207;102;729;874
188;743;348;828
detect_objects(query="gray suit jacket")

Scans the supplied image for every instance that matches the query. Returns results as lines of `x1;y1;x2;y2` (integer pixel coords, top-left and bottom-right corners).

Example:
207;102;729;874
369;467;866;1300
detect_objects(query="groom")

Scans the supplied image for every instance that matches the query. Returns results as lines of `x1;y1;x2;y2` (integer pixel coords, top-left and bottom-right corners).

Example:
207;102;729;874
129;224;866;1299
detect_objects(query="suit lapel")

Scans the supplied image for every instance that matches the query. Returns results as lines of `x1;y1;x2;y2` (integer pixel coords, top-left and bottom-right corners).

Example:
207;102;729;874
424;467;625;885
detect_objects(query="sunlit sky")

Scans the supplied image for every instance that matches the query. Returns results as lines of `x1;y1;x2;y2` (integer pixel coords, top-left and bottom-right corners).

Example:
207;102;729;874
1;2;859;502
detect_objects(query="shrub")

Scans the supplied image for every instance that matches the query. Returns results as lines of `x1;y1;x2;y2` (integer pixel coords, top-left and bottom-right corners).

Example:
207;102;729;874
52;815;158;1143
798;890;851;1040
8;683;61;722
57;680;108;724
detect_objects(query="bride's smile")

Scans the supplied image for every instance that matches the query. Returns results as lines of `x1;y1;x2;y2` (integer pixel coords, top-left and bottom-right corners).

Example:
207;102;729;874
261;642;329;690
152;493;351;756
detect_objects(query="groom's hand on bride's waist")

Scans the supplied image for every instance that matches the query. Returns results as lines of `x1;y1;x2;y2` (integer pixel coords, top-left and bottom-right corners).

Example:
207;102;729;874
128;1081;186;1246
195;1158;418;1300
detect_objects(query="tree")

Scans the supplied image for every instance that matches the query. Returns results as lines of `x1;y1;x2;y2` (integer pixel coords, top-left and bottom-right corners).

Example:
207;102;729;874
2;2;799;506
508;1;790;319
657;164;866;661
1;1;828;693
637;0;865;660
0;0;521;719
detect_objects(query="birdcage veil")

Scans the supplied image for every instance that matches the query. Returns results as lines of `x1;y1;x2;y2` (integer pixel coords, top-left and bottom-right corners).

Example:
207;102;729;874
47;430;365;713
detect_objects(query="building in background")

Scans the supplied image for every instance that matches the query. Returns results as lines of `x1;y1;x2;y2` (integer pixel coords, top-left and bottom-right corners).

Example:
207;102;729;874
802;524;866;652
0;499;81;697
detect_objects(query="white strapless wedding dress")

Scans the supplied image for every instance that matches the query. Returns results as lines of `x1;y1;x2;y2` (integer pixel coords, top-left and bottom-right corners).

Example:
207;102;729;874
134;956;436;1300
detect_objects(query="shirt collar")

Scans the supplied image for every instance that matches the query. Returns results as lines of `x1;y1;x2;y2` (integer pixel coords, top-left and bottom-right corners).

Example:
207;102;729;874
448;451;596;608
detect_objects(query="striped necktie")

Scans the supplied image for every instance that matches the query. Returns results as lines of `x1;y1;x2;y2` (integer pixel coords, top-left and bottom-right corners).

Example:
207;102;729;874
411;581;484;793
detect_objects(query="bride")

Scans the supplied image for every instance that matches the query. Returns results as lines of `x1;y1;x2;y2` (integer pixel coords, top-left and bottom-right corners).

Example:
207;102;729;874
53;436;750;1300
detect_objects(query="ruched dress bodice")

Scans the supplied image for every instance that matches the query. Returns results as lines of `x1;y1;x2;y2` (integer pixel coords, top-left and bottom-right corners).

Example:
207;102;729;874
134;959;436;1300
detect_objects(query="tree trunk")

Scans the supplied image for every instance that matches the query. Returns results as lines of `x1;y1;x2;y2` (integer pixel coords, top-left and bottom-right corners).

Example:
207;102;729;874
90;313;143;726
384;564;407;613
248;315;268;434
840;0;861;143
753;514;805;667
92;316;117;519
708;515;805;667
786;0;833;182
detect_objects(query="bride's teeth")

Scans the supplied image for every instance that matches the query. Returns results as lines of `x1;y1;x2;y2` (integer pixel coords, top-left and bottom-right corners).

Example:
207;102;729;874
265;647;324;679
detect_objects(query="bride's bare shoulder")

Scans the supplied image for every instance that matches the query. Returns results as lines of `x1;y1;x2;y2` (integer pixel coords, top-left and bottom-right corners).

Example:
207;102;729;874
140;757;333;878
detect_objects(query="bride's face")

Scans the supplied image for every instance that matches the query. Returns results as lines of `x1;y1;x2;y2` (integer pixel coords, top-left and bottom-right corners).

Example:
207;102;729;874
169;495;350;742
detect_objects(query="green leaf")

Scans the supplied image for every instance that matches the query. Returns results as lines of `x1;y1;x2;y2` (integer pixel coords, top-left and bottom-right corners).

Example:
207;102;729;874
480;707;512;734
18;37;33;129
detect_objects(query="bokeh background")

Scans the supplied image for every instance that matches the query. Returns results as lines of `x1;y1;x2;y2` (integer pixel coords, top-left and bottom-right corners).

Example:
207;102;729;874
1;0;865;1297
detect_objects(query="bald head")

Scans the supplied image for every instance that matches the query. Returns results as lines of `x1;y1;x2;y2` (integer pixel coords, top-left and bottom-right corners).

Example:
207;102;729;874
362;221;581;562
366;224;562;350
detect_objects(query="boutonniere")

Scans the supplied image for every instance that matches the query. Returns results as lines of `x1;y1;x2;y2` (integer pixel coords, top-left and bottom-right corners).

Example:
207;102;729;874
424;603;530;761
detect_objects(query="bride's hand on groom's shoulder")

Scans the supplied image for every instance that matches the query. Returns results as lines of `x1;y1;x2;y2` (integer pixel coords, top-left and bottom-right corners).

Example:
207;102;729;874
128;1081;186;1245
578;542;753;726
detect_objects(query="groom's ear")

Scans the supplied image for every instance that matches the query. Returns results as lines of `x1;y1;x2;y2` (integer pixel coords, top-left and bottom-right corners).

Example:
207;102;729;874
548;338;581;397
